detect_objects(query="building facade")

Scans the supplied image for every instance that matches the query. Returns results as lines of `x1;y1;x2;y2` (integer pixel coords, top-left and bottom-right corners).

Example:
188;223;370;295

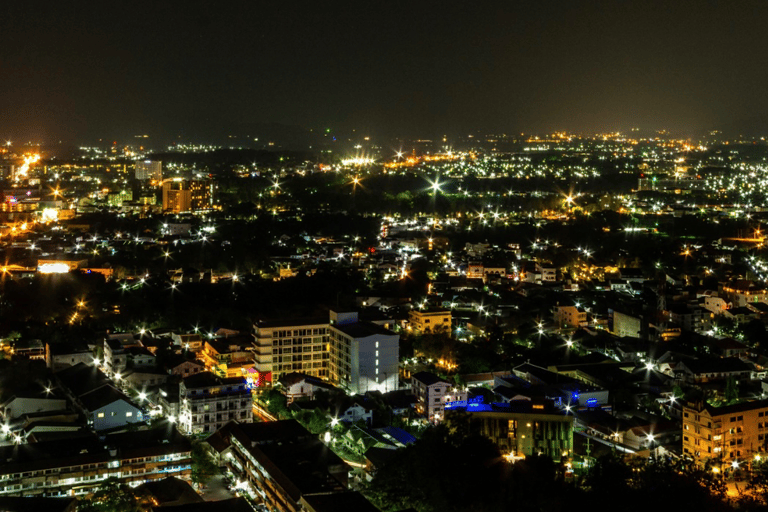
328;312;399;394
253;317;330;381
411;371;467;422
178;372;252;435
0;428;191;497
683;399;768;469
445;400;573;462
408;308;451;333
135;160;162;181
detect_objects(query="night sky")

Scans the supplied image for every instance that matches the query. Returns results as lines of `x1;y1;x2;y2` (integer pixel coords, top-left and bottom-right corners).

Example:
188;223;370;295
2;1;768;144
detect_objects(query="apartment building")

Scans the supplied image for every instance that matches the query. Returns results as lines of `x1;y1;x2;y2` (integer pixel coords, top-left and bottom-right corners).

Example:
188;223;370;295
411;371;467;422
553;306;587;329
408;308;451;334
178;372;252;435
199;338;255;379
0;427;191;497
328;311;399;394
253;317;330;381
683;398;768;468
214;420;360;512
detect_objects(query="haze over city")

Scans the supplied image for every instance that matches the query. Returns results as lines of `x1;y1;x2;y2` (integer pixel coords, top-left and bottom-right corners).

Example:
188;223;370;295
3;1;768;145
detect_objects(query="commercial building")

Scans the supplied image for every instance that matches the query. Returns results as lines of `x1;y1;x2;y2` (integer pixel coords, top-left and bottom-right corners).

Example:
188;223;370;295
178;372;252;435
682;398;768;469
135;160;162;181
0;427;191;497
329;311;399;394
408;308;451;333
445;400;573;462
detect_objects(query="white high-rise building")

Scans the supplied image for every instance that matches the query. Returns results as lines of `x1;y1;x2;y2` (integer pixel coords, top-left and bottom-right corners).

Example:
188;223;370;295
328;311;399;394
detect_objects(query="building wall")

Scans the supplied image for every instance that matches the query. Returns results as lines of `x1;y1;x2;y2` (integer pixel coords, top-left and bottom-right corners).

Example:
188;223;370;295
135;160;162;181
91;400;144;431
254;322;329;381
0;448;190;497
613;311;641;338
329;329;399;395
449;409;573;461
2;397;67;420
683;401;768;468
179;380;252;435
554;306;587;329
408;309;452;333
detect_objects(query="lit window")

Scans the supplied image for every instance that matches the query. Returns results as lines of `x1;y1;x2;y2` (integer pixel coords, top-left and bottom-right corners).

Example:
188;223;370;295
126;412;133;417
97;413;105;418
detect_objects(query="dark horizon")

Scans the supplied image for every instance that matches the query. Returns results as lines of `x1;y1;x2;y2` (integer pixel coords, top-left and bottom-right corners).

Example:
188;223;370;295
3;1;768;145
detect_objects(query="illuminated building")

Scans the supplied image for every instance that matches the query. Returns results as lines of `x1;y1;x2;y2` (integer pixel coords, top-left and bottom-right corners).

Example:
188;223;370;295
411;371;467;422
683;399;768;470
209;420;364;512
612;310;642;338
553;306;587;329
162;180;191;214
328;311;399;394
162;179;212;214
408;308;451;333
0;427;191;497
199;338;255;379
253;317;330;381
445;400;573;461
178;372;252;435
135;160;162;181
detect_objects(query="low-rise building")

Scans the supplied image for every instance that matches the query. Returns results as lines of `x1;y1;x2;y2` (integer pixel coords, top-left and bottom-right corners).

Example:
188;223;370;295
45;342;93;371
55;363;144;431
683;398;768;469
199;338;255;379
408;308;452;334
553;306;587;329
411;371;467;422
445;399;573;461
178;372;252;435
214;420;352;512
0;427;191;497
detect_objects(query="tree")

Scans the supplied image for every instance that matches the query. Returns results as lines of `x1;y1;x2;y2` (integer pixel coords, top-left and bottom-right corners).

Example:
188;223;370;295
78;478;152;512
190;441;218;487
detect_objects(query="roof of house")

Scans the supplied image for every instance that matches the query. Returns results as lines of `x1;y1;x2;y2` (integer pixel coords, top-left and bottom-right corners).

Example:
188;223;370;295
137;476;204;506
78;385;136;412
410;371;451;387
55;362;111;397
181;372;245;389
256;316;328;329
332;321;395;338
301;491;381;512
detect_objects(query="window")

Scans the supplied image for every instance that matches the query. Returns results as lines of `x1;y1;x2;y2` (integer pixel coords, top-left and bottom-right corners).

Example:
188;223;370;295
126;412;133;417
97;412;105;418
